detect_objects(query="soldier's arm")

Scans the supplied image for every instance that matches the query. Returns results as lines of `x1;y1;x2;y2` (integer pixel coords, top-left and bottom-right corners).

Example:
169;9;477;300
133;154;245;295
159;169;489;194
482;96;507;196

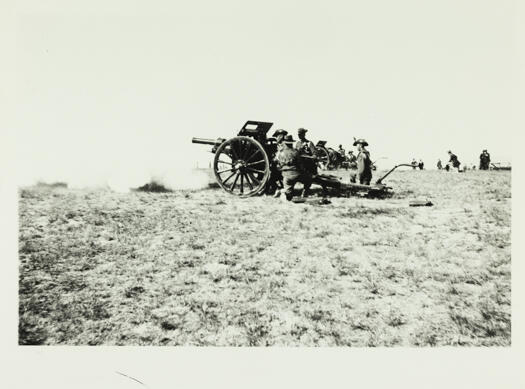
308;141;316;155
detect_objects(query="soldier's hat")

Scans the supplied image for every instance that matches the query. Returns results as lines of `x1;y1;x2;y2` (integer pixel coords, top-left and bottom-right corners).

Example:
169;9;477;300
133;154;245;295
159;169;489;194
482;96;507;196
353;138;368;146
284;134;295;144
297;128;308;134
272;129;287;137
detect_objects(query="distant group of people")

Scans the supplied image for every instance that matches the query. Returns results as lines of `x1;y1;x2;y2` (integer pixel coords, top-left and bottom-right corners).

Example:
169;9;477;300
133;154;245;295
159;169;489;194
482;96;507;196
436;149;491;172
271;128;373;201
411;158;425;170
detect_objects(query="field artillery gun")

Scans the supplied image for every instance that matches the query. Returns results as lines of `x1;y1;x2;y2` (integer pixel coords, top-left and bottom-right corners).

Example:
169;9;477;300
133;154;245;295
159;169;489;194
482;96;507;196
192;120;409;199
490;162;511;171
315;141;351;170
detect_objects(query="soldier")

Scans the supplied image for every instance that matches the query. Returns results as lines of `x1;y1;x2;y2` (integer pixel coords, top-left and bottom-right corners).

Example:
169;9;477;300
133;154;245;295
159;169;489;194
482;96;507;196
348;150;357;164
411;158;417;170
276;134;312;200
268;129;288;196
295;128;318;176
479;149;491;170
437;159;443;170
338;144;346;157
418;159;424;170
354;138;372;185
447;150;461;171
272;129;288;151
295;128;317;155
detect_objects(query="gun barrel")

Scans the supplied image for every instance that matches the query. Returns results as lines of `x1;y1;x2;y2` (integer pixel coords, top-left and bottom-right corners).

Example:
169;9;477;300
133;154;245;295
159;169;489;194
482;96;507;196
191;137;225;146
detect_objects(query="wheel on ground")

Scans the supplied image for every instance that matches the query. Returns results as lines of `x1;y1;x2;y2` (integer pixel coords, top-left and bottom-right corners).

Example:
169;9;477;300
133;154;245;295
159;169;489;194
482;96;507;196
213;136;270;197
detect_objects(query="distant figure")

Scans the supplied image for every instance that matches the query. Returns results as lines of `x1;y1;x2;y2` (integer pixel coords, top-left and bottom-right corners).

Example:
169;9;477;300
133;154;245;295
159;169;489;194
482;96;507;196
353;138;372;185
447;150;461;171
411;158;417;170
347;150;357;167
338;144;346;157
418;159;424;170
437;159;443;170
479;149;491;170
276;135;312;200
445;164;450;171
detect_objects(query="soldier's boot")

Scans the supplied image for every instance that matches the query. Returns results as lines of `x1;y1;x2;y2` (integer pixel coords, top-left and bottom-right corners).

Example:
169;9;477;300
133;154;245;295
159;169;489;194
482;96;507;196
300;187;310;198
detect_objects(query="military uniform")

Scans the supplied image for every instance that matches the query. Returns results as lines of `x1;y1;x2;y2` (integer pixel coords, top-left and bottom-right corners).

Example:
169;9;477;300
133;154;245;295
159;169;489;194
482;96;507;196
357;149;372;185
479;150;490;170
448;152;460;169
277;136;312;200
295;128;318;177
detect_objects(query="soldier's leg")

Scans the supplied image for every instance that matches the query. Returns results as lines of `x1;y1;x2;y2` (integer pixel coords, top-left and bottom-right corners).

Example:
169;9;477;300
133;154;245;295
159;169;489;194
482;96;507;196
300;173;313;197
283;171;300;201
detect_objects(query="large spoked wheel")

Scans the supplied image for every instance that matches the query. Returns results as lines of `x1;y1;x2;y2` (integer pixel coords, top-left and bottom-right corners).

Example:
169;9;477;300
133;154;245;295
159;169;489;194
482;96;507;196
315;147;330;170
213;136;270;197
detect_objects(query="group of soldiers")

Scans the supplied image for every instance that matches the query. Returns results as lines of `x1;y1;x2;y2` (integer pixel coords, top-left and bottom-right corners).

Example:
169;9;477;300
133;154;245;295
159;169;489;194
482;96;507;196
271;128;373;201
435;149;491;171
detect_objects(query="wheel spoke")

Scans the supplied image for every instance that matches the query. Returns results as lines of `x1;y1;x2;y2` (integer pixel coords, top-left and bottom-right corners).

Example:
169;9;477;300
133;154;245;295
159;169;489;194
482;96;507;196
229;172;240;191
241;142;252;160
217;167;236;175
243;172;254;190
222;171;236;185
246;171;260;186
245;160;266;167
240;173;244;194
229;142;240;160
217;159;233;165
247;167;266;174
246;149;262;163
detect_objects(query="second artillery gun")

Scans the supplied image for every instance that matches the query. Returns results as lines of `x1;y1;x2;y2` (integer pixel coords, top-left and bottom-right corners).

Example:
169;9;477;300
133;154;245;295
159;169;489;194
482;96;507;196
192;120;409;198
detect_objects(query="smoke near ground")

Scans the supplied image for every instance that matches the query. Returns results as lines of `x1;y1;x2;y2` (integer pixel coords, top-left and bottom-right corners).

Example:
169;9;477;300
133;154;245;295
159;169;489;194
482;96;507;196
14;147;212;193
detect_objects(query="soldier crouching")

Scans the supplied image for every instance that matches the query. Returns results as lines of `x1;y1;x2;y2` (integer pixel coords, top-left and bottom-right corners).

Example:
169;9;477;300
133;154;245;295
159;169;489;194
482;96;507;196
276;135;312;201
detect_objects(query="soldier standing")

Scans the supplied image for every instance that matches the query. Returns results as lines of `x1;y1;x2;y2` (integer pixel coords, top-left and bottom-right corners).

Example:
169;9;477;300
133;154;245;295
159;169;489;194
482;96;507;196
276;135;312;200
437;159;443;170
295;128;318;176
479;149;491;170
295;128;317;155
353;138;372;185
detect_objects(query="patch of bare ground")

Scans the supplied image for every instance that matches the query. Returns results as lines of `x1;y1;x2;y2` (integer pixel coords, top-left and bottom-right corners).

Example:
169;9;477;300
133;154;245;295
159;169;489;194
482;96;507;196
18;170;511;346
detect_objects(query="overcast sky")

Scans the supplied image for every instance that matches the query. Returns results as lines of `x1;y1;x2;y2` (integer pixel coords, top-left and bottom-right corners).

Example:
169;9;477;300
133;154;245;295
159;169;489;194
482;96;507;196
5;0;521;187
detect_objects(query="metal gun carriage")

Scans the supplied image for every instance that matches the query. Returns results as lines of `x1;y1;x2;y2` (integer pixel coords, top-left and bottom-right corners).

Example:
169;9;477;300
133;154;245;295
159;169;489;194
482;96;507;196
192;120;409;198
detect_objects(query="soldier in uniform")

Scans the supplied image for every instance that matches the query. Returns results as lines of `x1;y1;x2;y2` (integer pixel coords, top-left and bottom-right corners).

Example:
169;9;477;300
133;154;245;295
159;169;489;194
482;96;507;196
295;128;318;177
268;129;288;196
276;134;312;200
447;150;461;171
353;138;372;185
295;128;317;155
437;159;443;170
479;149;491;170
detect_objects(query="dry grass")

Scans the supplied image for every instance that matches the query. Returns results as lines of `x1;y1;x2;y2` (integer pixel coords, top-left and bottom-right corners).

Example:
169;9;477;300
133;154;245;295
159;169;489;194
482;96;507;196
18;170;511;346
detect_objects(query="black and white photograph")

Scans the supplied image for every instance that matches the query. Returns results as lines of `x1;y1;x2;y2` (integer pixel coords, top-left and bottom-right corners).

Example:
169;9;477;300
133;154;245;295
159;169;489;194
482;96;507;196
2;0;524;387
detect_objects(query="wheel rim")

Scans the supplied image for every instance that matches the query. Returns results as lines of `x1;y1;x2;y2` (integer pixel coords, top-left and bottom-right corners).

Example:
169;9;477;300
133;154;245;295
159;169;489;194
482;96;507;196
316;147;330;170
213;136;270;197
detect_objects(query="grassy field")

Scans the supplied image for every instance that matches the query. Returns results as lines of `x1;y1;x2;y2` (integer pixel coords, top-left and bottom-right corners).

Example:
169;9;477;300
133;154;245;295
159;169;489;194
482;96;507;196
18;170;511;346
